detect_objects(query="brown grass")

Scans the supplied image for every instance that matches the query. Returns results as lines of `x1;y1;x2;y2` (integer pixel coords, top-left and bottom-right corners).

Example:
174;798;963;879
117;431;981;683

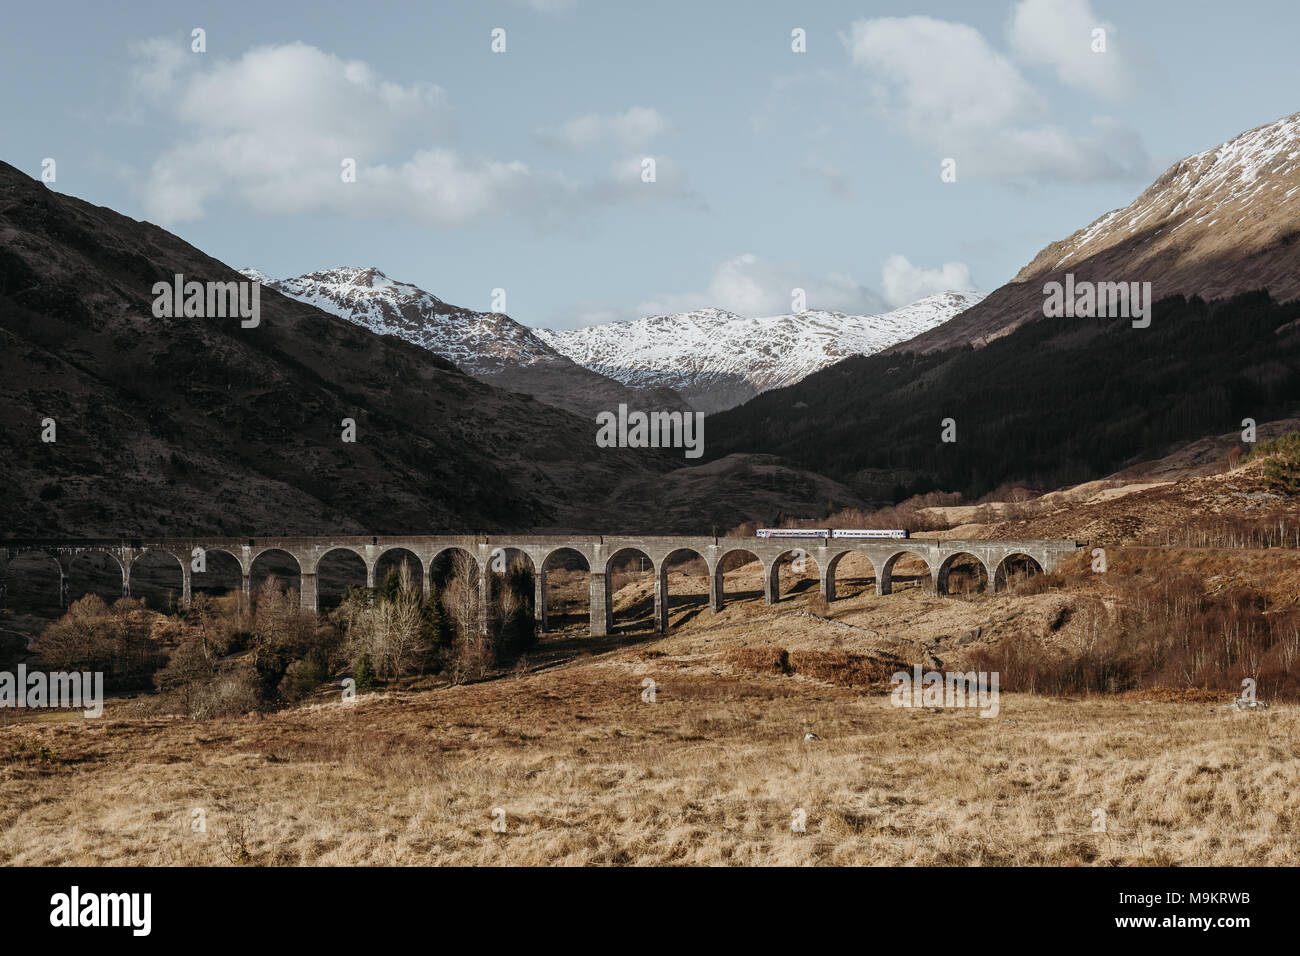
1;671;1294;866
4;539;1300;866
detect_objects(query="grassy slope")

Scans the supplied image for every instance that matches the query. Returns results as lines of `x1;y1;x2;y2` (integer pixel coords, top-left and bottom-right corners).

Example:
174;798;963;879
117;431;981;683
3;550;1298;866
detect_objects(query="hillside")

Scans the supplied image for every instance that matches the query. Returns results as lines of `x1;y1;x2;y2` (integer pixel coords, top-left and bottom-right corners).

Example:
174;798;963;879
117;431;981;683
706;291;1300;503
0;161;684;536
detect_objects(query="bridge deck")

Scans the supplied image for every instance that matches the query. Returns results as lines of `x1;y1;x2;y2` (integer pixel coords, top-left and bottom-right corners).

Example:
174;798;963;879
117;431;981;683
1;535;1084;636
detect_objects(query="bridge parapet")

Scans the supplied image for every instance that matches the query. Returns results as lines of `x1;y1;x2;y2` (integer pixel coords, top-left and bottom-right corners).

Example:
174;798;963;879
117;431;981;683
1;535;1082;631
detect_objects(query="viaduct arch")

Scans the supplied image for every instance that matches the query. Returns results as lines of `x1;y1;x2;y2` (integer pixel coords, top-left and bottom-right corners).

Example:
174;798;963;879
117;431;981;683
0;535;1082;636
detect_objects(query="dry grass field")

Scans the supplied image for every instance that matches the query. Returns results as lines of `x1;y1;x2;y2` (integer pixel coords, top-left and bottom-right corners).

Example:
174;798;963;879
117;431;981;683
3;557;1297;866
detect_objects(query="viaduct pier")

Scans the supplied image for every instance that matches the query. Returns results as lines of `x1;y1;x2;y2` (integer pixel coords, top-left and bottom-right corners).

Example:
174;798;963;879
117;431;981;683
0;535;1083;636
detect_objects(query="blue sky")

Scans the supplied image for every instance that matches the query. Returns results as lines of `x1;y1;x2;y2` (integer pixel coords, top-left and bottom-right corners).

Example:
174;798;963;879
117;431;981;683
3;0;1298;328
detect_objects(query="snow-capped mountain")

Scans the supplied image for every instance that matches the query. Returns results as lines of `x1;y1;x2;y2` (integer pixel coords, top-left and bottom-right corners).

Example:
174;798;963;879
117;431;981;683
535;292;984;413
242;266;693;418
242;266;556;376
900;110;1300;354
1023;111;1300;282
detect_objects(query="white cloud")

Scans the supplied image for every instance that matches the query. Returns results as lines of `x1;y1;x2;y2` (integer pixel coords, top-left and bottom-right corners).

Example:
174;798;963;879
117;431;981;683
1008;0;1132;98
339;150;538;226
881;254;975;307
538;107;668;151
847;17;1042;141
635;254;886;318
560;252;976;327
129;36;188;97
588;154;696;206
843;15;1147;181
131;41;690;227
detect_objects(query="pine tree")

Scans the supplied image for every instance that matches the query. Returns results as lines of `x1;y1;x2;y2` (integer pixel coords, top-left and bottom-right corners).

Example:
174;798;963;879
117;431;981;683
421;587;451;648
379;566;401;604
354;651;376;693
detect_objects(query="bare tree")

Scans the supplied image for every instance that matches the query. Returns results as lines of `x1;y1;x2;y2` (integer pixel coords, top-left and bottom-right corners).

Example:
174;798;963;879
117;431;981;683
333;560;426;680
445;552;494;682
446;551;481;642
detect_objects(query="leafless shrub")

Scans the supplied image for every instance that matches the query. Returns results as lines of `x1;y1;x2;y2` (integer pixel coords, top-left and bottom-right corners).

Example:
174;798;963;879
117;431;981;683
190;662;262;719
446;552;493;684
969;568;1300;699
444;552;480;644
32;595;166;690
786;649;899;687
205;791;257;865
333;562;425;680
1133;506;1300;549
722;646;791;675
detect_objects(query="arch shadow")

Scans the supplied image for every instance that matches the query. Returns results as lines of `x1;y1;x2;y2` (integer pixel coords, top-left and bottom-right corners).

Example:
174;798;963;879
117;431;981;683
129;549;185;611
994;553;1045;593
66;550;128;605
715;548;764;608
825;550;877;601
660;547;709;629
540;547;590;632
605;547;655;633
375;547;425;600
249;549;302;603
191;548;243;601
3;550;65;612
768;548;821;603
316;547;369;609
937;552;990;597
880;550;933;595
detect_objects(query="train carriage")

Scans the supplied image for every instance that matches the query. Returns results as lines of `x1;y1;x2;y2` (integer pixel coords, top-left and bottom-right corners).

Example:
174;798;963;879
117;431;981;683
753;529;910;540
830;529;909;540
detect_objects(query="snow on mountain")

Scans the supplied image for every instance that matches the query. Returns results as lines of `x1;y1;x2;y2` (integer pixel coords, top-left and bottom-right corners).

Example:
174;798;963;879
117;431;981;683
535;292;984;413
1025;111;1300;278
242;266;694;418
242;266;558;376
900;111;1300;355
247;266;981;415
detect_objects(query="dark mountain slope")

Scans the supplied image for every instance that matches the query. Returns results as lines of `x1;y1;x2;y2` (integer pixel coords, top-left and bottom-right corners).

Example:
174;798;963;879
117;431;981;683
0;161;681;536
706;291;1300;503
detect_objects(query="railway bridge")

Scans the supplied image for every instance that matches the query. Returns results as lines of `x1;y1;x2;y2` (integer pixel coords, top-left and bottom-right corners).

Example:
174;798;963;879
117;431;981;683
0;535;1083;636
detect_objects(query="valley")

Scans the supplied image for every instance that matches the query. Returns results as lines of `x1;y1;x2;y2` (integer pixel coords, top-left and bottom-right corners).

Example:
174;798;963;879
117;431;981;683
4;19;1300;882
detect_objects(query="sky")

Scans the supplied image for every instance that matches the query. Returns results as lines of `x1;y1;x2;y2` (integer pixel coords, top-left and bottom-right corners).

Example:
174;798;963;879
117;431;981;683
3;0;1298;329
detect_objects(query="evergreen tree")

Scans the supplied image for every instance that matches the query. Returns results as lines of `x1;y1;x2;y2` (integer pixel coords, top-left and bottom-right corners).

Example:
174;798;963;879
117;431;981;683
354;651;376;693
421;587;452;648
379;566;401;604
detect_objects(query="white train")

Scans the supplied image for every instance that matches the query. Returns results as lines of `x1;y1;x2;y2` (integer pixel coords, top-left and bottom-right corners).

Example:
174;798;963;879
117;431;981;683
755;529;909;540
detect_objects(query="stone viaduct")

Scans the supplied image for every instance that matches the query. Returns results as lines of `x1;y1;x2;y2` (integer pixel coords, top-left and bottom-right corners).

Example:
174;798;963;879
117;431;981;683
0;535;1082;636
